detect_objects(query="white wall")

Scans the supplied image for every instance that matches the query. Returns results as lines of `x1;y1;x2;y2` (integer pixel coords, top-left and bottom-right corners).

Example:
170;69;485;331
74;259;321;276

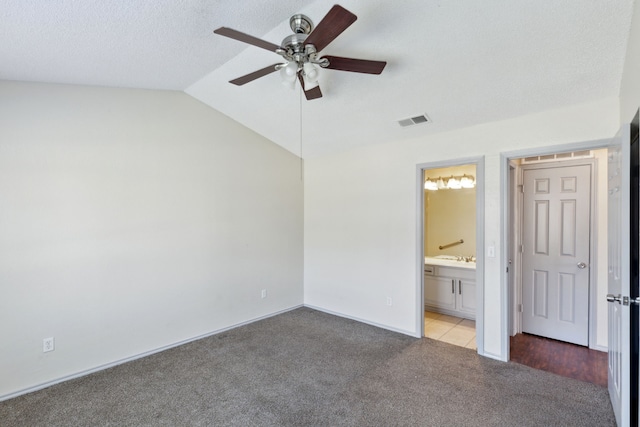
0;82;303;399
621;0;640;121
304;97;619;359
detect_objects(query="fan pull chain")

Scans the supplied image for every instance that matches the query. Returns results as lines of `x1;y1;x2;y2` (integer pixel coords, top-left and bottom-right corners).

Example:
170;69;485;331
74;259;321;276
299;82;304;181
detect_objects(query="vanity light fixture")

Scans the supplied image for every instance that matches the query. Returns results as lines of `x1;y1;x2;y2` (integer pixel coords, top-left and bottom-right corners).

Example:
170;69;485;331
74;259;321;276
424;174;476;191
446;176;462;189
460;174;475;188
424;178;439;191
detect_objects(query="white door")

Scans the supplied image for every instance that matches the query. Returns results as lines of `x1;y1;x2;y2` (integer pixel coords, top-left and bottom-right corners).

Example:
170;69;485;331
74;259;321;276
521;164;591;346
607;125;631;427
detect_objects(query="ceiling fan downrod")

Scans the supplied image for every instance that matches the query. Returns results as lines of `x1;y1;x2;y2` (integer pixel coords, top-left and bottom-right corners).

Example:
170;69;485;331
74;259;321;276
275;15;330;71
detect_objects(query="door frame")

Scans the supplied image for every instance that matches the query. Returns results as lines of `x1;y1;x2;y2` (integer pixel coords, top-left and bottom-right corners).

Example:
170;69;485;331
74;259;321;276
416;156;485;356
518;158;597;346
508;161;519;336
500;138;609;360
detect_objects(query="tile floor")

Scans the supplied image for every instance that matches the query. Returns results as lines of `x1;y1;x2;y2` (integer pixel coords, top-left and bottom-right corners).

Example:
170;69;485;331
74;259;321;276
424;310;477;350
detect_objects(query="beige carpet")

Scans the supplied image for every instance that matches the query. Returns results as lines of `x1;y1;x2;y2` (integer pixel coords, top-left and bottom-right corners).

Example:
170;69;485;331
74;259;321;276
0;307;615;426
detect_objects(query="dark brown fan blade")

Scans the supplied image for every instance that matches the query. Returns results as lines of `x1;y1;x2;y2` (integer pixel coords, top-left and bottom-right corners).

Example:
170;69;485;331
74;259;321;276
214;27;281;52
298;73;323;100
229;64;280;86
323;56;386;74
304;5;357;52
305;86;323;100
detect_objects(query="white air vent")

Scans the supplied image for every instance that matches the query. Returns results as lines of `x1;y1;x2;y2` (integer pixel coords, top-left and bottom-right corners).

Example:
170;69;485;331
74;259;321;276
398;114;431;127
522;150;593;164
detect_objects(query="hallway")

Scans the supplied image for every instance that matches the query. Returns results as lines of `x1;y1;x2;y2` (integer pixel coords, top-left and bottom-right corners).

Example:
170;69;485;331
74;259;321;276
510;333;608;387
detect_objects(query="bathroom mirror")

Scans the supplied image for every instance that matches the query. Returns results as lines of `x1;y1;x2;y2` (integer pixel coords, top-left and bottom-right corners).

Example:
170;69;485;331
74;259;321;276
424;164;477;258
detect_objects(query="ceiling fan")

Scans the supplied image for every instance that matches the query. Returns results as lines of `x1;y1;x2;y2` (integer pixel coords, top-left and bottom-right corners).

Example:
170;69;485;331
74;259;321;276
213;4;387;100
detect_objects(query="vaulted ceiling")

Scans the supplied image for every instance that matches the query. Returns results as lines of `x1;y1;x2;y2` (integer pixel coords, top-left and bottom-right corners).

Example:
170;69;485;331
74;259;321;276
1;1;635;157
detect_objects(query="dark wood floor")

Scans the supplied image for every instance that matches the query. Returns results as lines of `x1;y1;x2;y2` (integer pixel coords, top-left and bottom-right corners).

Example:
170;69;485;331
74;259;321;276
510;333;608;387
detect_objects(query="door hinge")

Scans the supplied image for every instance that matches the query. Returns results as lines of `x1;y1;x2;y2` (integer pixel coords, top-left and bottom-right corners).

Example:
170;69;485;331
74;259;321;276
607;294;640;305
623;296;640;306
519;244;523;253
517;304;523;313
518;185;524;193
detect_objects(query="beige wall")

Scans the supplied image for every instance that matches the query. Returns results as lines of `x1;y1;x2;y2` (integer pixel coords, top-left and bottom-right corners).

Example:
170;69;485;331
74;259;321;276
0;82;304;399
425;189;476;257
424;165;477;257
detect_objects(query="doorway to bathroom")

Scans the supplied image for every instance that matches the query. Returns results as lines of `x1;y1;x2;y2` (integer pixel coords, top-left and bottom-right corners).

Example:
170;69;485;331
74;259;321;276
418;158;484;354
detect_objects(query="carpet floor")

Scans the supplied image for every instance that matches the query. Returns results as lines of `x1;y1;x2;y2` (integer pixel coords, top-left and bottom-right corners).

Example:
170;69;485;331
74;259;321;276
0;307;615;426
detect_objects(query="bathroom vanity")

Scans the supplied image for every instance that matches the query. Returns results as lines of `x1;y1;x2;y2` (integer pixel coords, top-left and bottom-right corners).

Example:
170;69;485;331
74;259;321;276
424;256;476;319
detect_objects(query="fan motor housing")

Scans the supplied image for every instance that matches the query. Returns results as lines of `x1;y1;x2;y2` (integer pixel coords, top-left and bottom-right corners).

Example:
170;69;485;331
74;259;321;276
281;33;308;53
290;14;313;34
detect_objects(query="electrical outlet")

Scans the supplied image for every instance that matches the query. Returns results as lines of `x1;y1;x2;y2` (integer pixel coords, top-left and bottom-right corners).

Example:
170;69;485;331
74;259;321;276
386;297;393;306
43;337;55;353
261;289;267;299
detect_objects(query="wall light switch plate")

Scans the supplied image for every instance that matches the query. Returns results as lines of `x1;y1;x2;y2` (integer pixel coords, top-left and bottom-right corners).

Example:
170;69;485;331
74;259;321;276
487;246;496;258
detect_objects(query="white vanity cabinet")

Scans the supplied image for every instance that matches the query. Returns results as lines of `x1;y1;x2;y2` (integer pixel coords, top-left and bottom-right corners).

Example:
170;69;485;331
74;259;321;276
424;264;476;319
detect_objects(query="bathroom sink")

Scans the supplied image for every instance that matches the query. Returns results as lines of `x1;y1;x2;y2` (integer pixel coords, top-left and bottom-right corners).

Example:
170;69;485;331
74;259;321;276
425;255;476;269
433;255;459;260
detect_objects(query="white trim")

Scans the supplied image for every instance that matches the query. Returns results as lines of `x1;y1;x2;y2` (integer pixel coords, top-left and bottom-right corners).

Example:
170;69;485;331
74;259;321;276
588;157;603;352
0;305;303;403
500;154;510;361
590;343;608;353
416;167;426;337
501;139;610;160
508;161;521;337
500;138;610;361
416;156;485;357
476;159;486;357
481;350;505;362
304;304;419;337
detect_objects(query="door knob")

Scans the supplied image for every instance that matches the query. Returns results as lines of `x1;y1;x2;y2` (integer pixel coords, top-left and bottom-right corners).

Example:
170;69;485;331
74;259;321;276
606;294;622;304
577;262;587;269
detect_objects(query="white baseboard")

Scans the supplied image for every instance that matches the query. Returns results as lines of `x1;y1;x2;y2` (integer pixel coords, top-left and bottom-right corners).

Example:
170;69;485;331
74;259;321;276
482;350;507;362
0;305;303;403
589;343;608;353
303;306;511;362
303;304;419;337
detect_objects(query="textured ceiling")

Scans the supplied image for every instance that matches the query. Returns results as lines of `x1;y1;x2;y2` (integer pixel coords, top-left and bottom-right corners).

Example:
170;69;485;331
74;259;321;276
1;0;635;158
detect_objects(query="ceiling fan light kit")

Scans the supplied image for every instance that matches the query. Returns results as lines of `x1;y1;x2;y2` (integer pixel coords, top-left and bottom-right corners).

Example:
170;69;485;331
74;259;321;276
213;5;387;100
